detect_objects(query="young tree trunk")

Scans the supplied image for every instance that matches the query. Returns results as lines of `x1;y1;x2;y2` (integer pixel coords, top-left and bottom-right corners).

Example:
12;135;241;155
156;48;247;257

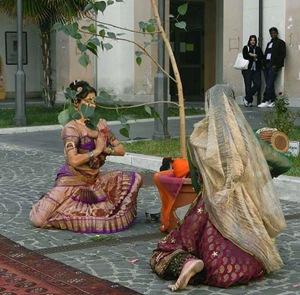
40;26;55;108
150;0;187;159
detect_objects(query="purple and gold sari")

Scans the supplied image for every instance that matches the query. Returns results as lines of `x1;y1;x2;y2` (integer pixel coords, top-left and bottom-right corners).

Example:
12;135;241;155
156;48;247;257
30;121;142;233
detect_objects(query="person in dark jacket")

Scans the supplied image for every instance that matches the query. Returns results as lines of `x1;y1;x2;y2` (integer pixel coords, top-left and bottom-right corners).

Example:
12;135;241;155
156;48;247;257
242;35;264;107
258;27;286;108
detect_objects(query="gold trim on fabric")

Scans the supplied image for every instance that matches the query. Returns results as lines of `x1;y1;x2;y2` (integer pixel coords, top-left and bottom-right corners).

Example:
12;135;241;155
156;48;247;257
68;165;98;184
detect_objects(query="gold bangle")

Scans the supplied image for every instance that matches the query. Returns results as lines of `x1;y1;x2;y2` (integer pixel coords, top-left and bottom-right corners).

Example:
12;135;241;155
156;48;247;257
108;147;115;155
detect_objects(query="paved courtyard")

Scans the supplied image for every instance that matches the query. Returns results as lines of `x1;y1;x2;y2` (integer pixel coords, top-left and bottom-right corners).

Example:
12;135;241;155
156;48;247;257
0;138;300;294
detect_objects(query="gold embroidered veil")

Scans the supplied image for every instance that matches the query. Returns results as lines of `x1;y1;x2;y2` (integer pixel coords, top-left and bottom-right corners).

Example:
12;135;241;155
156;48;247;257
189;84;286;273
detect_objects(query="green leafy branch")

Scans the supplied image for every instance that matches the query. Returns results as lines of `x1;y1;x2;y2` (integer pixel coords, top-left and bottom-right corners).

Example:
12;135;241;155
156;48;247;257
54;0;189;158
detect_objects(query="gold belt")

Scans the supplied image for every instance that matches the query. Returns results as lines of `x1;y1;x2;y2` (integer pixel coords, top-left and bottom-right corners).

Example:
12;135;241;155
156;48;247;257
68;165;98;184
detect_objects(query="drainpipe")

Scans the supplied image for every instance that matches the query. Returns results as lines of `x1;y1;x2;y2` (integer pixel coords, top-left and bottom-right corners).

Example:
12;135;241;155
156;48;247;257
257;0;263;104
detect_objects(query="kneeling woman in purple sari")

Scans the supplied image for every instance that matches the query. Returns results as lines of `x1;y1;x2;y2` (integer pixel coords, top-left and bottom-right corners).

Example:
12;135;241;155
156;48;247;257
30;80;142;233
150;85;290;291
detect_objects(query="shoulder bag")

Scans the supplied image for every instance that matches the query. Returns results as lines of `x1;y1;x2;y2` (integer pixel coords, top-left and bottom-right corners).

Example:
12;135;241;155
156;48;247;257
233;47;249;70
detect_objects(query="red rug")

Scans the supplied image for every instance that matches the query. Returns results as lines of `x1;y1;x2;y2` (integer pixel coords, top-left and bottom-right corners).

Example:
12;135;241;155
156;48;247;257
0;235;141;295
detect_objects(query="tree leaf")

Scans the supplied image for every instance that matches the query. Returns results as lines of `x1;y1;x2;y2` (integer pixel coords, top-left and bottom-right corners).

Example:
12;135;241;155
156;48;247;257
99;29;106;38
146;24;155;34
100;41;104;50
73;33;82;40
175;21;187;30
95;1;107;13
139;21;147;31
96;90;114;104
52;22;63;31
58;109;71;126
151;109;160;119
68;106;81;120
87;24;96;34
77;42;87;52
144;105;152;116
107;32;117;39
178;3;188;16
120;127;130;138
84;3;94;12
98;90;111;100
78;53;90;67
98;24;109;29
148;18;156;25
87;43;98;56
119;115;129;124
85;117;97;130
66;23;79;37
103;43;113;50
107;0;114;5
80;104;95;119
64;88;77;101
135;51;143;57
89;38;100;46
136;57;142;66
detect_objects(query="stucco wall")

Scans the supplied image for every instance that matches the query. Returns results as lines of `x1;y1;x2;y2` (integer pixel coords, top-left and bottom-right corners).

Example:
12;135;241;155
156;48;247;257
222;0;244;95
55;19;95;103
0;13;42;98
285;0;300;101
95;1;138;102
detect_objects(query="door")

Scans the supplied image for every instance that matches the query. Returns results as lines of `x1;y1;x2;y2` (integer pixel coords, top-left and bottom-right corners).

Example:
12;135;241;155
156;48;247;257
170;1;205;102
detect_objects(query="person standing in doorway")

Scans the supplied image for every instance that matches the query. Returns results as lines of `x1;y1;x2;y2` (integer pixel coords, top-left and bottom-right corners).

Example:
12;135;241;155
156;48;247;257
242;35;264;107
258;27;286;108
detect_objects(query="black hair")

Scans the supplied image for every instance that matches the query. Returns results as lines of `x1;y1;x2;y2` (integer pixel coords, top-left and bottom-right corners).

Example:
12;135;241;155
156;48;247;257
269;27;278;33
69;80;97;103
247;35;257;46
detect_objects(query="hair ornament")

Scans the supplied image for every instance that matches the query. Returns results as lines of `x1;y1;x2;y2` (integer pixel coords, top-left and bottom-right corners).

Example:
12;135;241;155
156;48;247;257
73;79;81;85
77;86;83;93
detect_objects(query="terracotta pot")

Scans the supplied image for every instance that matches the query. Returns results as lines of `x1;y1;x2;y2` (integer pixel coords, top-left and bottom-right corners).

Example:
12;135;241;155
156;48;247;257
160;178;197;232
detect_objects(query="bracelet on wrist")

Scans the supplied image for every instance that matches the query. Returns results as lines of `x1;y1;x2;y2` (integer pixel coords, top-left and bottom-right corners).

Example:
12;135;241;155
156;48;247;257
88;151;94;158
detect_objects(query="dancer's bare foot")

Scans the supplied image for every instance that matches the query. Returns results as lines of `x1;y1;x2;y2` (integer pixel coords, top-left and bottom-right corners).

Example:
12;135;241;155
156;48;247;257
168;259;204;292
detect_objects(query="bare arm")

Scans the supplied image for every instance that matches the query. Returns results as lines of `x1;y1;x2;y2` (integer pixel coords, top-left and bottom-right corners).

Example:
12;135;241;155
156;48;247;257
66;134;106;167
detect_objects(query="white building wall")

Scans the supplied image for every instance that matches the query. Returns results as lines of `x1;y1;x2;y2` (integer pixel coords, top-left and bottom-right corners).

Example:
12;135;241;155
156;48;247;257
0;13;42;98
243;0;259;45
96;1;135;100
262;0;285;96
95;0;156;103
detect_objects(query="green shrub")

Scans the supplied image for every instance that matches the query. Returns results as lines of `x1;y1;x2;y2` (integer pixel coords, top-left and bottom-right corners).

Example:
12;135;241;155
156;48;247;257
264;96;300;135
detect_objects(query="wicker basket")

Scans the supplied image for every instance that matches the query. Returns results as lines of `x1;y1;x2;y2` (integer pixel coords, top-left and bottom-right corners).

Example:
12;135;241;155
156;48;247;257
258;130;289;153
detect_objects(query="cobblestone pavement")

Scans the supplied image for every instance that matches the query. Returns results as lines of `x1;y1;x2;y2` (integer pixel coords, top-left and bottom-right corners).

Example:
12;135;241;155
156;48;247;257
0;141;300;295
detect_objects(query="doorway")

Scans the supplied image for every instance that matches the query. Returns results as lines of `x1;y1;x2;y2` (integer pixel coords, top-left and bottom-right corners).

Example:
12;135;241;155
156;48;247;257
169;1;205;102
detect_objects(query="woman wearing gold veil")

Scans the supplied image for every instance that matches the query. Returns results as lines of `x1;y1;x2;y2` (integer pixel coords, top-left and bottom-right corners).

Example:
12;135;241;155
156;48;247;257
150;84;290;291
